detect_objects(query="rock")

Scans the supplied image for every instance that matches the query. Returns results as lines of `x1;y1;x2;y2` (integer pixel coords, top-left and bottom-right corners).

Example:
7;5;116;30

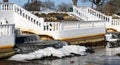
85;47;95;54
70;61;75;63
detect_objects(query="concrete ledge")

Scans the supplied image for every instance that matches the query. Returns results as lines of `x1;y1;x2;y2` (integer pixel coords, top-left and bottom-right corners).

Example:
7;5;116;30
0;48;15;59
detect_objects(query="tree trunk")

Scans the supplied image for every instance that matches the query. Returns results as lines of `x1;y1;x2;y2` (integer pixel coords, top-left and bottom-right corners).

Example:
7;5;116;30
72;0;78;6
3;0;9;2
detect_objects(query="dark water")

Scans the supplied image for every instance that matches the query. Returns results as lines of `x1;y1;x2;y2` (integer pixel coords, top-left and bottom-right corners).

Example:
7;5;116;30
1;47;120;65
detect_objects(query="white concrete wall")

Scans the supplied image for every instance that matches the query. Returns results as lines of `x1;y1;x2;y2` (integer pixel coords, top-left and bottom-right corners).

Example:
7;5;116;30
41;21;106;40
0;24;15;48
0;11;15;24
0;35;15;48
41;27;105;40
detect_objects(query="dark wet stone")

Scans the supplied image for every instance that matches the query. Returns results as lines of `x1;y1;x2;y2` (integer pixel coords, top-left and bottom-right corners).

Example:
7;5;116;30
85;47;95;54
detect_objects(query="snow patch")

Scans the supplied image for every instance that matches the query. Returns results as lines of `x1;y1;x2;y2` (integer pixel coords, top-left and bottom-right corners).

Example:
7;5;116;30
8;45;87;61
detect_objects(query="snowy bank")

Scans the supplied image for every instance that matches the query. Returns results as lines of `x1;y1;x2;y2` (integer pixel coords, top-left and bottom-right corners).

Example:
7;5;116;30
8;45;87;61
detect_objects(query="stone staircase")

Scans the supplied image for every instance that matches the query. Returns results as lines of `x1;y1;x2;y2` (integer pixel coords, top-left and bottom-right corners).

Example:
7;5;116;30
73;5;120;32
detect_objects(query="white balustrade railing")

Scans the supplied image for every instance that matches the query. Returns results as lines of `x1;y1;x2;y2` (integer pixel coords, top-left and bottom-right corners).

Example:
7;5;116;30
73;5;112;23
73;6;88;21
0;3;13;10
43;22;60;31
43;21;105;31
0;3;44;28
13;4;44;27
87;7;112;23
0;24;15;36
0;3;106;33
112;19;120;26
61;22;78;31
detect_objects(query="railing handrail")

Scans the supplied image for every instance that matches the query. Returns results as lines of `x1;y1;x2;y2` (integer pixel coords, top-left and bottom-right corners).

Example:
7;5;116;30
73;5;89;21
88;7;107;17
113;14;120;18
0;24;15;26
112;19;120;20
13;4;44;22
87;7;112;22
0;2;14;5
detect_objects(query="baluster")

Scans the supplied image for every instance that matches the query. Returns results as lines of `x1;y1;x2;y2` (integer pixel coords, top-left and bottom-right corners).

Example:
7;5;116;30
12;25;15;35
54;23;56;31
7;4;8;10
4;4;6;10
3;4;5;10
60;23;63;31
116;19;118;25
5;25;8;35
56;23;58;31
2;4;4;10
13;5;15;12
117;19;119;25
8;25;10;35
9;4;11;10
3;26;5;35
0;4;1;10
0;26;1;36
116;20;117;25
118;19;120;25
5;4;7;10
4;25;6;35
53;23;55;31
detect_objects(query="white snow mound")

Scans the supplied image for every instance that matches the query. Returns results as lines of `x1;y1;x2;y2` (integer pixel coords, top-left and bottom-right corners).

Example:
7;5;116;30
8;45;87;61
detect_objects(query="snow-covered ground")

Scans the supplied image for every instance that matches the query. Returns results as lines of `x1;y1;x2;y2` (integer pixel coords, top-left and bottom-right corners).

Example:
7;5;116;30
8;45;87;61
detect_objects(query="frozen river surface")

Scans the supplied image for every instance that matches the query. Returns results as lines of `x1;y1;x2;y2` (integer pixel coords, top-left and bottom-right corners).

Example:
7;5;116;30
1;47;120;65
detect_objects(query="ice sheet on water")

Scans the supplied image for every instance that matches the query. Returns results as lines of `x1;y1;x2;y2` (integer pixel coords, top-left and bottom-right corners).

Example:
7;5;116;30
8;45;87;61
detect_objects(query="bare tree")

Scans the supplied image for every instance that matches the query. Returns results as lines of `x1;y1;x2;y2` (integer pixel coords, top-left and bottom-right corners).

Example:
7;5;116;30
108;0;120;14
57;3;72;12
24;0;41;11
42;0;55;10
82;0;107;8
3;0;9;2
90;0;105;7
72;0;78;6
97;0;120;15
